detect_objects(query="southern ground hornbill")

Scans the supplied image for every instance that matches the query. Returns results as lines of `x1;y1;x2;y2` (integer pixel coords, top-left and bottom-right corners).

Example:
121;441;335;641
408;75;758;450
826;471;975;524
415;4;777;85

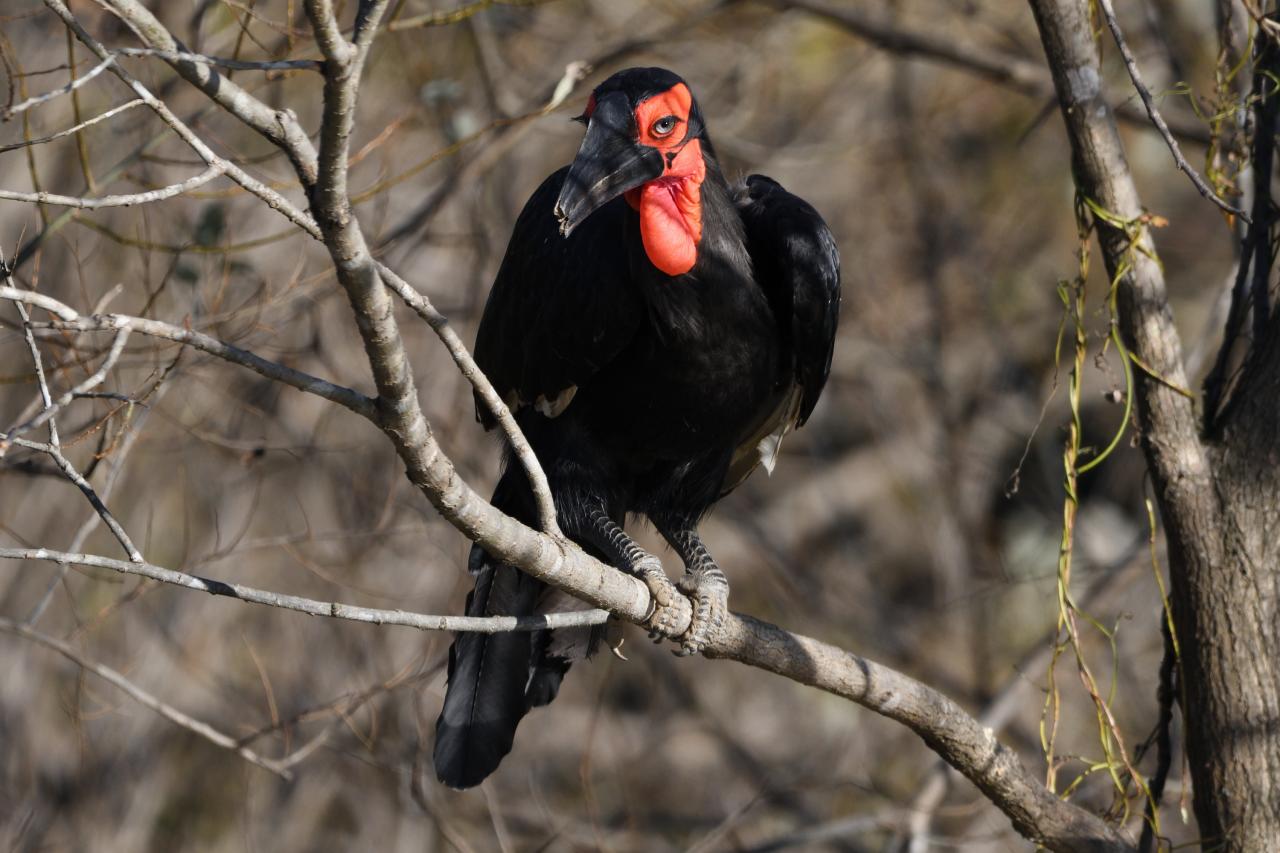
435;67;841;788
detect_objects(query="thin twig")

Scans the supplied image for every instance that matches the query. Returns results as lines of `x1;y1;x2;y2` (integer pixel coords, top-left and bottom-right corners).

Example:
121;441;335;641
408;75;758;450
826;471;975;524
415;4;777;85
1;53;115;117
0;547;610;633
12;302;60;449
0;617;294;779
0;162;227;208
46;0;321;239
26;377;167;625
1097;0;1250;223
112;47;320;71
0;286;376;419
386;0;553;31
1;436;143;562
781;0;1211;145
5;328;131;440
0;99;144;154
377;263;561;537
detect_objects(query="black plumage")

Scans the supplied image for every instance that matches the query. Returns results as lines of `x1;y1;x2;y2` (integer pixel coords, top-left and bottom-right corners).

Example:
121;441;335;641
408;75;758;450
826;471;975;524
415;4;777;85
435;67;841;789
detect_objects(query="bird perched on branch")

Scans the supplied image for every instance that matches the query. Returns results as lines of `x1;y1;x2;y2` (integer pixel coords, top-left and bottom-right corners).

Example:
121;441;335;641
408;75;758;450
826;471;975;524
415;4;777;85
435;67;841;788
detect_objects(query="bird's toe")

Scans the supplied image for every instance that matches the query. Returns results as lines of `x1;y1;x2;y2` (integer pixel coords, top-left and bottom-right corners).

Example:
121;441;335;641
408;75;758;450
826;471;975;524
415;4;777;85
675;578;728;657
635;557;682;641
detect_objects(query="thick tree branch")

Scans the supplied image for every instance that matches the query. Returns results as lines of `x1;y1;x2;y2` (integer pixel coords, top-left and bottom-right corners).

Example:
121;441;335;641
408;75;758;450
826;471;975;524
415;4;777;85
304;0;356;65
377;263;561;536
711;616;1130;851
1028;0;1214;535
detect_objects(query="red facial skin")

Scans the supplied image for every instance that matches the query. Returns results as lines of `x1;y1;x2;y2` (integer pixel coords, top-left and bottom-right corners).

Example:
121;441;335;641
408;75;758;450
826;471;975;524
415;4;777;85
620;84;706;277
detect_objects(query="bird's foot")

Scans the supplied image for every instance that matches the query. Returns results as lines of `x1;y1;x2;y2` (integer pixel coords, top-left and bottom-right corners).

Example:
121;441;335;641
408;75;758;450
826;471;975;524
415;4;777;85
634;557;682;641
674;572;728;657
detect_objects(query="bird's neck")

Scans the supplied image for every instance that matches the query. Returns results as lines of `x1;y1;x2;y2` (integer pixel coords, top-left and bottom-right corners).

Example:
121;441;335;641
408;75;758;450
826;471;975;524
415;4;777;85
624;138;710;277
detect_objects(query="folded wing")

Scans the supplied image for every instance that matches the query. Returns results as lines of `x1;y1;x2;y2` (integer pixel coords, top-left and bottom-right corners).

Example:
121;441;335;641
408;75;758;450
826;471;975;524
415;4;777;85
725;174;841;490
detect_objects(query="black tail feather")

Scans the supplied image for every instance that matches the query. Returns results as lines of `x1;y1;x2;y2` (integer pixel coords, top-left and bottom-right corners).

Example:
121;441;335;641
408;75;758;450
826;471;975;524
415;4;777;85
434;465;610;788
433;554;543;789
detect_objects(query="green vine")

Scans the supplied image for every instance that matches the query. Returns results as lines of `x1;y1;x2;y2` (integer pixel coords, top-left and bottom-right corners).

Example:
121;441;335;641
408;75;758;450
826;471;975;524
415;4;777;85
1041;194;1155;827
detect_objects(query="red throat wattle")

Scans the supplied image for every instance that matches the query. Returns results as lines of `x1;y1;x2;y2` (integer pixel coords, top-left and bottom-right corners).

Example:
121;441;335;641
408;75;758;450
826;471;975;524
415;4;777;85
623;84;705;277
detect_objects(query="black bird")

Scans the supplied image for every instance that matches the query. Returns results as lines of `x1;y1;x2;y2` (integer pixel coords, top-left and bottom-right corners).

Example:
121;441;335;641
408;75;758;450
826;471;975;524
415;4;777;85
434;67;841;788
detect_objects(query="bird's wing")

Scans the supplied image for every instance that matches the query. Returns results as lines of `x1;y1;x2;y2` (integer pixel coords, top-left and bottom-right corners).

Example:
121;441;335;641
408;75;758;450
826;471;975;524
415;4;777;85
723;174;841;490
473;166;643;427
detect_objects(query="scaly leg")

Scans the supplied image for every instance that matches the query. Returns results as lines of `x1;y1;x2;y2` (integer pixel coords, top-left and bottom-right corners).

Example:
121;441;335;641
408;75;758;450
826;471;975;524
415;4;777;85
659;523;728;657
568;505;683;640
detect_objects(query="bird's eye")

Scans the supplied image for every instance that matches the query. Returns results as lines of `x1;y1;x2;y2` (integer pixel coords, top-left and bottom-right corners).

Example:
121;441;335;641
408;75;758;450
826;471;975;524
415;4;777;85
651;115;680;137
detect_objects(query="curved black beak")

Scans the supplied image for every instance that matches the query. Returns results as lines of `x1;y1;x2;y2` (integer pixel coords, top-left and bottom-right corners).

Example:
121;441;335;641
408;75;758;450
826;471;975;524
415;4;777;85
554;93;663;237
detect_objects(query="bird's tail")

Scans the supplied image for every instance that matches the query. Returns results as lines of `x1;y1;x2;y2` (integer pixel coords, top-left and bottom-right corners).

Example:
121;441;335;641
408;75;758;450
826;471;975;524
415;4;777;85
433;469;595;789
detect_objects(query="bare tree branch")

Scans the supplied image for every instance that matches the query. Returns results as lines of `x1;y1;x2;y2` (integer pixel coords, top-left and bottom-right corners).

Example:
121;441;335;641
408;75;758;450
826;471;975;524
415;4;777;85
1030;0;1280;845
0;287;377;419
4;328;130;441
378;264;561;536
781;0;1212;145
24;380;164;626
1028;0;1212;540
0;99;144;154
709;615;1129;851
46;0;320;237
0;548;609;633
304;0;355;64
1;53;116;117
112;47;321;71
16;0;562;537
0;436;143;563
386;0;553;31
0;617;295;779
99;0;320;185
899;539;1146;850
0;162;227;208
12;302;60;448
1096;0;1248;222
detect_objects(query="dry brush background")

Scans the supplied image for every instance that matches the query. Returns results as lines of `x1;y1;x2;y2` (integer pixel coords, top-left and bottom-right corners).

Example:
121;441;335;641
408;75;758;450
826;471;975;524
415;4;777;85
0;1;1235;850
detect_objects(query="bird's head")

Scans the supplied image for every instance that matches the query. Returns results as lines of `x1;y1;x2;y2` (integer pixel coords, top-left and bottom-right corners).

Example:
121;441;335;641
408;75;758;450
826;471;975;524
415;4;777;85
554;67;709;276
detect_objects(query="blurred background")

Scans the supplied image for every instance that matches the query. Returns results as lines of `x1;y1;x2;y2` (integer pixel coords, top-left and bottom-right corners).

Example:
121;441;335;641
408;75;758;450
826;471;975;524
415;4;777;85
0;1;1238;849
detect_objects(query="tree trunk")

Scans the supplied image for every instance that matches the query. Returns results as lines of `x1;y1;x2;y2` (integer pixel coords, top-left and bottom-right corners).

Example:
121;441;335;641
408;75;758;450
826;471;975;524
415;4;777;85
1191;331;1280;847
1027;1;1280;848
